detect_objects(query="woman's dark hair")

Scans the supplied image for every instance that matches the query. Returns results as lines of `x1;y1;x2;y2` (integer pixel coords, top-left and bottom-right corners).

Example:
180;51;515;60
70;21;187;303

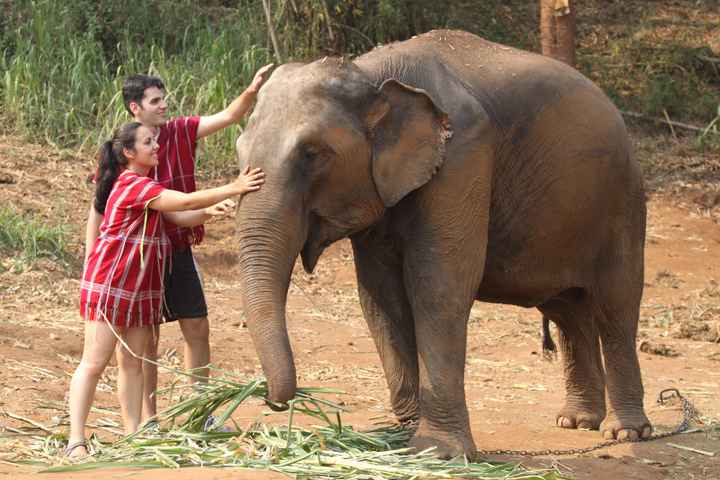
94;122;143;214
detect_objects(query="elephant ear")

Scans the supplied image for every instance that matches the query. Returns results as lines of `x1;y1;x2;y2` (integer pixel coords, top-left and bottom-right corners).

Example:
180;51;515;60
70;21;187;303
367;79;452;207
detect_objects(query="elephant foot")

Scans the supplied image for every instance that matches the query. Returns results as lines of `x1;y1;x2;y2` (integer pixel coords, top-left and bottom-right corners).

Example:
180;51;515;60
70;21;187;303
393;403;419;426
409;422;476;459
556;405;604;431
600;410;652;441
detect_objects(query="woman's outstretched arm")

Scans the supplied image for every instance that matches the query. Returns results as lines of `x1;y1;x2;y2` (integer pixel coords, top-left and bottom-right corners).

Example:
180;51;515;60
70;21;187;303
149;167;263;213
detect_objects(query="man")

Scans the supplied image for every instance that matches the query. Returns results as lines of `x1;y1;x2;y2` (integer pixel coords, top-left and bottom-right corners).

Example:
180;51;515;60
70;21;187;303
84;64;273;424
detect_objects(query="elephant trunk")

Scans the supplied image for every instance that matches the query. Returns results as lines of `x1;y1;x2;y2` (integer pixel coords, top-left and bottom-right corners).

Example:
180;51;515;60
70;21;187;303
237;197;305;403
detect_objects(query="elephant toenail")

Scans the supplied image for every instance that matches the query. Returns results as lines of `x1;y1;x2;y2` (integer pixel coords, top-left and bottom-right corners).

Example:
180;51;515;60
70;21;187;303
627;430;639;441
642;426;652;438
603;430;615;440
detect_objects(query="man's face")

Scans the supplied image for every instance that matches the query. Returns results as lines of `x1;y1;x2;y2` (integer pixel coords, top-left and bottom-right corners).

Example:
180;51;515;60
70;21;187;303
130;86;167;127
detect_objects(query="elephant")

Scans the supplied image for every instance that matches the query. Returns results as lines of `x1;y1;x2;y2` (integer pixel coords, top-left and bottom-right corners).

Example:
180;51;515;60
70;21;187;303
234;29;649;459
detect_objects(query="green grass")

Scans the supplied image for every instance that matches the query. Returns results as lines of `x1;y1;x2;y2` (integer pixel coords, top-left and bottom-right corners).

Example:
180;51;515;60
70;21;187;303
0;207;72;271
696;105;720;150
1;0;273;176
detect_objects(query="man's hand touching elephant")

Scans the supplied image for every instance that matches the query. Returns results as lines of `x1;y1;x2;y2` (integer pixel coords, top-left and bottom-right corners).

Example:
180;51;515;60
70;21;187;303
247;64;274;95
204;199;236;219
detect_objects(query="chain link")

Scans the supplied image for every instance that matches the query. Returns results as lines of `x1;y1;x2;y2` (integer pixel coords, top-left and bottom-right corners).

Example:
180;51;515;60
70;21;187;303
473;388;703;458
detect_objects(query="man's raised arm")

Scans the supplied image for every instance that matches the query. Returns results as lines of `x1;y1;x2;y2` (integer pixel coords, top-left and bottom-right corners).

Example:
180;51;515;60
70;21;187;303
197;64;274;139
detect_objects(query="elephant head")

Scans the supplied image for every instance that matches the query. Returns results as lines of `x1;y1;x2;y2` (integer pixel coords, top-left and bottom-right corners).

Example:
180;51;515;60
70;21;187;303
235;59;451;402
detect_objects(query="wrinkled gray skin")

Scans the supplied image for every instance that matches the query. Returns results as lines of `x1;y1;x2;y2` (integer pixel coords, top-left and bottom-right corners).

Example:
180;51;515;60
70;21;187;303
235;30;649;458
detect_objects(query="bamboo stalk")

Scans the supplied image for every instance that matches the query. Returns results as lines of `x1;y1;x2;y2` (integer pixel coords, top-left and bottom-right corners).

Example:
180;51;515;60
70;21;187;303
666;442;716;456
261;0;283;63
663;109;679;142
1;412;54;434
621;110;719;134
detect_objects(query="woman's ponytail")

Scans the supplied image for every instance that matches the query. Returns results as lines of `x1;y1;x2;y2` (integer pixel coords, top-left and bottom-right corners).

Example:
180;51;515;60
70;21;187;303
94;141;120;214
93;122;142;214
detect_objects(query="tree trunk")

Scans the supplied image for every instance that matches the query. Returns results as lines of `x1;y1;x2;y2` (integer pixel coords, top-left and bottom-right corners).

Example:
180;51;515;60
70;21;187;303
540;0;576;67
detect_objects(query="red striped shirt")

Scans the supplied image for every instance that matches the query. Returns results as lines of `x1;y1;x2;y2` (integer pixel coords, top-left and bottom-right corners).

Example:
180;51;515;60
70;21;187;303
80;170;169;327
153;116;204;249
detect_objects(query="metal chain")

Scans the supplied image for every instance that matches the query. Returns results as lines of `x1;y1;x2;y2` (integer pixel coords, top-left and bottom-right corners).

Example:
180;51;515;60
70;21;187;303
473;388;703;458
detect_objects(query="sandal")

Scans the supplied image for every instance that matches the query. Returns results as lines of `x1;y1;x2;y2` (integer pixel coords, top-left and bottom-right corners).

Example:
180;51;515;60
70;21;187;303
63;440;89;458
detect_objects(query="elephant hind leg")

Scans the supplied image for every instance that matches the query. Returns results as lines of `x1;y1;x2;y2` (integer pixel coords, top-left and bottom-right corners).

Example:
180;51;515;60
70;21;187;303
595;268;652;441
539;289;606;431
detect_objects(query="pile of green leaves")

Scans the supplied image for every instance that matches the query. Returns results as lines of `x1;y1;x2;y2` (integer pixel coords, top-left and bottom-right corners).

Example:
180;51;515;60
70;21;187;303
4;375;562;479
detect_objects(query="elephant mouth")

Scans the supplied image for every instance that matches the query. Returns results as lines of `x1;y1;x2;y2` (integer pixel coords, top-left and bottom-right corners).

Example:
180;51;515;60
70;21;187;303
300;239;329;273
300;212;329;273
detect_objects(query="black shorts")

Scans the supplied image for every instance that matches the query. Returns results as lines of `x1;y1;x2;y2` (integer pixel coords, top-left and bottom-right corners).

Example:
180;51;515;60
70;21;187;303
163;247;208;322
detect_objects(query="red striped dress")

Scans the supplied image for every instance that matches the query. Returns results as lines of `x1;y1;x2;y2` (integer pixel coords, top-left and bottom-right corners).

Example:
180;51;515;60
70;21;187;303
80;170;169;327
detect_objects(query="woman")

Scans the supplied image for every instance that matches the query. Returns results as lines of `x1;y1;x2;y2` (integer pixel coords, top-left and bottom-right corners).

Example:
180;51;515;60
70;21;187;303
65;122;263;457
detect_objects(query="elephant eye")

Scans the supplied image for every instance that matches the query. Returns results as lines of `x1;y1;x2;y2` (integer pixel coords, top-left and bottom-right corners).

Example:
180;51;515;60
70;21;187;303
303;146;320;162
300;144;332;166
297;144;332;180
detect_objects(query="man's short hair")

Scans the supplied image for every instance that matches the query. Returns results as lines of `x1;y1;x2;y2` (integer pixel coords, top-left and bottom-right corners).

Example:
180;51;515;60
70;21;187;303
122;75;165;115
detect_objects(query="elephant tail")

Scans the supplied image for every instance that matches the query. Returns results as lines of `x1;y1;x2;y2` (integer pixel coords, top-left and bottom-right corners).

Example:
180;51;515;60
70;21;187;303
542;316;557;360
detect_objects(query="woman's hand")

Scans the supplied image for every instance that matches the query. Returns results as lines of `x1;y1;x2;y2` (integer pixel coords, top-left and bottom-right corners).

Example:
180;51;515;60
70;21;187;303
232;166;265;195
204;199;236;218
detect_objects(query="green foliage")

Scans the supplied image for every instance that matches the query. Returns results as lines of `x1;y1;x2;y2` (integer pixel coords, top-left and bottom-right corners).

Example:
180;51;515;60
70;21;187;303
0;0;273;173
271;0;534;58
636;43;718;121
0;206;71;271
0;0;539;168
696;103;720;151
2;0;105;145
578;3;719;134
645;74;682;116
1;0;718;169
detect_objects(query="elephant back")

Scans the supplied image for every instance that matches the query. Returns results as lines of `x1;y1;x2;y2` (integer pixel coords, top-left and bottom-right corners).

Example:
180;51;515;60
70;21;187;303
355;29;618;136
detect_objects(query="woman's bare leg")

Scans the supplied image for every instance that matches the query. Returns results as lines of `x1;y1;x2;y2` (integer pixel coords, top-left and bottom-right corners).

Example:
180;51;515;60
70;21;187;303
142;325;160;422
68;320;118;457
116;325;151;434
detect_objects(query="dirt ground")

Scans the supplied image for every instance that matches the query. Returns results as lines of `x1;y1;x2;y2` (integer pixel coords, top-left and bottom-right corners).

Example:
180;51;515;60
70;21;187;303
0;131;719;479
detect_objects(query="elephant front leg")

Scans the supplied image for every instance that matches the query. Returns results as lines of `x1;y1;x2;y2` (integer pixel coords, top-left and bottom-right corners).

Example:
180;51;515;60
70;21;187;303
403;259;481;459
351;232;419;423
